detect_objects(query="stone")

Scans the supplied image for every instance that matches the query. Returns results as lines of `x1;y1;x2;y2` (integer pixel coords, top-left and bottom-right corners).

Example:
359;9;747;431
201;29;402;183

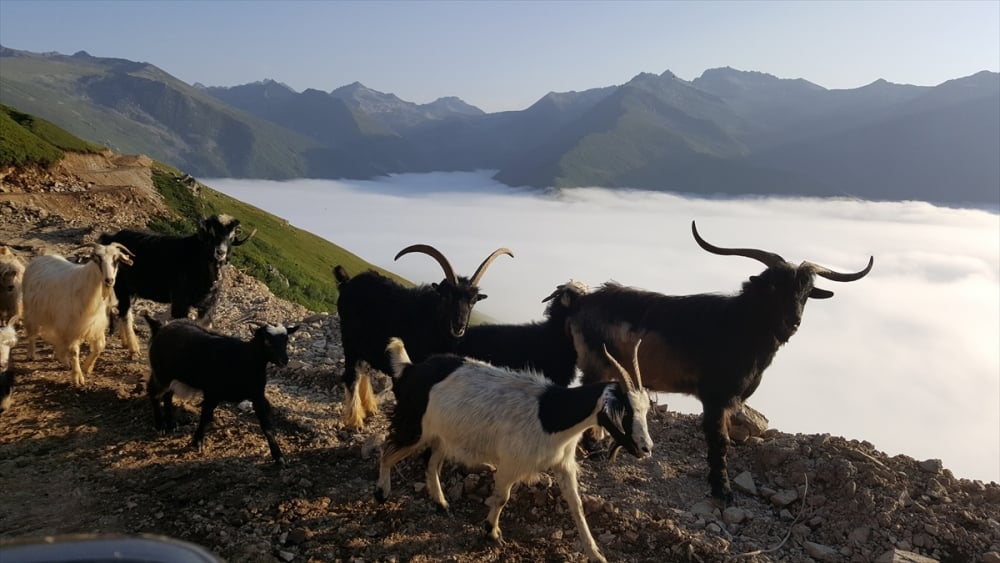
847;526;872;545
919;459;943;473
804;541;840;562
874;549;940;563
728;403;769;442
689;500;721;520
770;489;799;507
723;507;746;524
732;471;758;496
981;552;1000;563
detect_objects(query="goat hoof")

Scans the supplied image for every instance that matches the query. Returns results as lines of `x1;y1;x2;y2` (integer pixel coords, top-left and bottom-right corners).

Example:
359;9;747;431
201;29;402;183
708;489;735;507
483;522;504;545
273;456;287;467
374;487;387;504
434;503;450;515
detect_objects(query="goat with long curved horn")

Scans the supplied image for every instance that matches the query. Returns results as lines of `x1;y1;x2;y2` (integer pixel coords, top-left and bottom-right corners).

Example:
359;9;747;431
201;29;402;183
334;244;514;429
567;220;873;504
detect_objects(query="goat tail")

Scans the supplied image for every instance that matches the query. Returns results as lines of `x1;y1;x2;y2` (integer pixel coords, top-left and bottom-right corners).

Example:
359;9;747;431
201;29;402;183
143;313;162;337
385;337;411;379
333;265;351;285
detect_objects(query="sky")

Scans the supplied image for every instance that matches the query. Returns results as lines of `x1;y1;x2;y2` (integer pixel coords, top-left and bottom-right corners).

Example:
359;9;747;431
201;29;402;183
208;171;1000;485
1;0;998;112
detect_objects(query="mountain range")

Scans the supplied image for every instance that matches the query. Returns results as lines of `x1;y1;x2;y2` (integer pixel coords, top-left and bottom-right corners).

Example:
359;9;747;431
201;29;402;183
1;45;997;205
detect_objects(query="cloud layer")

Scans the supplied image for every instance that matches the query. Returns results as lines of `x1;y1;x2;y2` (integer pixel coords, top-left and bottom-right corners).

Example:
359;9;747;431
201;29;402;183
209;172;1000;483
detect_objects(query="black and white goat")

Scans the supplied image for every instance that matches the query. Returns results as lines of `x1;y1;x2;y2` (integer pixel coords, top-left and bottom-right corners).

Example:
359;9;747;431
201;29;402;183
0;314;19;414
375;338;652;563
333;244;512;429
568;220;873;503
455;280;588;386
22;243;134;385
99;214;256;358
145;315;298;464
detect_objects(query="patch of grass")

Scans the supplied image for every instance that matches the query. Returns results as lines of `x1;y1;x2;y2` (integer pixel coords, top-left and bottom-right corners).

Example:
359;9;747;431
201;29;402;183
147;168;406;312
0;104;104;167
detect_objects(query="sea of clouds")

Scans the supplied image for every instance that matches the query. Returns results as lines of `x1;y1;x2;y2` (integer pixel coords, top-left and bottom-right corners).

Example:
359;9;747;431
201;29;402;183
208;171;1000;483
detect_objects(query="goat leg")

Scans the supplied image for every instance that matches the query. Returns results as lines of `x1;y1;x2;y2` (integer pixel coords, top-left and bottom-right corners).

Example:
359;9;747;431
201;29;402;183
252;395;284;464
424;447;449;512
484;469;516;545
702;401;734;504
556;462;607;563
191;397;220;453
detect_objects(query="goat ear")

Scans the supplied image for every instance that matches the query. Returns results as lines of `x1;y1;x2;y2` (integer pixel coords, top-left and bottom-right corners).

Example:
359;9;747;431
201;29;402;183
810;287;834;299
286;325;300;335
476;293;488;302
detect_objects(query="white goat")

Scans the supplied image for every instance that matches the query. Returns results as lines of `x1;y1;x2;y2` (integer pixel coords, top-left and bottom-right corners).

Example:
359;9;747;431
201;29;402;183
22;243;134;385
1;314;19;413
0;246;26;324
376;338;652;563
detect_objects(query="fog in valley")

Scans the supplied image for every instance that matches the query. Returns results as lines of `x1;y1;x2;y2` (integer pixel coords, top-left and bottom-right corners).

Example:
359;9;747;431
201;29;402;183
209;172;1000;484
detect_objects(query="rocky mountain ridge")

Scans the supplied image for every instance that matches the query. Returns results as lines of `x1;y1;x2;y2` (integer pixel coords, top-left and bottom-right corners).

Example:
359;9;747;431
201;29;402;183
3;45;997;204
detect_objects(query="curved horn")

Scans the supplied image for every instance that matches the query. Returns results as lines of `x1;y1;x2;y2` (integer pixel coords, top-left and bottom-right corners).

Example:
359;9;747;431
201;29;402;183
233;228;257;246
691;221;786;268
469;247;514;286
629;339;643;390
394;244;458;285
110;242;135;257
603;344;633;392
802;256;874;282
603;342;641;393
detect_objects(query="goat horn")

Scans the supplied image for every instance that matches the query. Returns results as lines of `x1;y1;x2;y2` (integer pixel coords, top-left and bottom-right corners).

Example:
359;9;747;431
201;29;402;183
602;343;635;393
630;339;644;390
233;228;257;246
6;314;20;327
470;247;514;286
801;256;874;282
394;244;459;285
110;242;135;257
691;221;786;268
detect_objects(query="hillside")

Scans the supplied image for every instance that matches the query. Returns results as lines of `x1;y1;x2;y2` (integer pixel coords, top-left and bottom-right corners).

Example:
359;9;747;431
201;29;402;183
3;47;998;205
2;145;999;561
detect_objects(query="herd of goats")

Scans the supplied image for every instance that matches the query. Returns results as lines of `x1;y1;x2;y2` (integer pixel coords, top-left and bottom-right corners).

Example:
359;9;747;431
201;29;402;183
0;213;874;562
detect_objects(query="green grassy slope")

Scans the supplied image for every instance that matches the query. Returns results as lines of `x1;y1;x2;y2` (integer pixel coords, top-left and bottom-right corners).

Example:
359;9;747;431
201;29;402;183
147;166;405;312
0;103;104;166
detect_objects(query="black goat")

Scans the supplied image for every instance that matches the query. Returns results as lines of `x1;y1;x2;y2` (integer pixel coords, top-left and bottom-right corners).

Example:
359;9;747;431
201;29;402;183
454;280;588;386
99;214;255;358
145;315;298;464
568;221;873;503
333;244;512;429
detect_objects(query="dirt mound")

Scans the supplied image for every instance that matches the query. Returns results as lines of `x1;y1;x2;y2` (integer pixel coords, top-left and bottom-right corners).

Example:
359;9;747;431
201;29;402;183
1;152;998;562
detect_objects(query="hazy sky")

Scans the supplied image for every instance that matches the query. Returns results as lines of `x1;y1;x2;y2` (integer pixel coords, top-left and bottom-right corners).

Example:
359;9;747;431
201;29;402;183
208;172;1000;484
1;0;997;112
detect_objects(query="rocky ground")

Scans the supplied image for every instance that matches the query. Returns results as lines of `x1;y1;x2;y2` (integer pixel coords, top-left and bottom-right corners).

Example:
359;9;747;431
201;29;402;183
1;155;999;563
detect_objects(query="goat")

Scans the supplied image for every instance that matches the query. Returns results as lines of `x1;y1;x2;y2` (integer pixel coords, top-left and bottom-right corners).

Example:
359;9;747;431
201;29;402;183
455;280;588;386
0;314;19;414
568;220;873;503
22;243;134;385
376;338;651;563
333;244;512;429
98;214;256;358
145;315;298;464
0;245;26;324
